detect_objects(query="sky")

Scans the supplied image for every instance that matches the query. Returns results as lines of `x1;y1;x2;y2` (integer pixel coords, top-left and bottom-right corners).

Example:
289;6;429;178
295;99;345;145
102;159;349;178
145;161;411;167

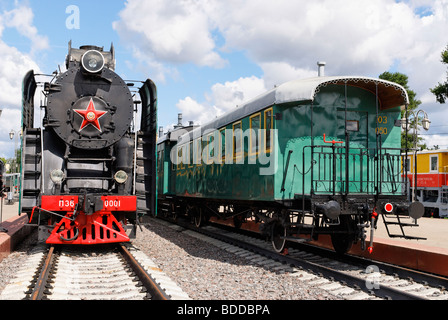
0;0;447;159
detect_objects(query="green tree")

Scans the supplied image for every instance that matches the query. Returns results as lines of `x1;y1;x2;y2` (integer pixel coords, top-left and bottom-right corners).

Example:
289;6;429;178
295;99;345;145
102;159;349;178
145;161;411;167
379;71;423;150
431;45;448;104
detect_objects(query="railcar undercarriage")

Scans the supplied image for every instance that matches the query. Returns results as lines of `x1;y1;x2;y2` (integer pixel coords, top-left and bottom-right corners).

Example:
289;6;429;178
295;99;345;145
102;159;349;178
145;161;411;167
158;194;425;254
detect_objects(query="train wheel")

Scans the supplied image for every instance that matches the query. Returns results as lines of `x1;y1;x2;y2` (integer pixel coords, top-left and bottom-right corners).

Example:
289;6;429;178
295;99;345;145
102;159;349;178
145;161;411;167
330;216;355;255
330;234;354;255
271;221;287;253
233;215;244;229
171;203;178;222
194;208;203;228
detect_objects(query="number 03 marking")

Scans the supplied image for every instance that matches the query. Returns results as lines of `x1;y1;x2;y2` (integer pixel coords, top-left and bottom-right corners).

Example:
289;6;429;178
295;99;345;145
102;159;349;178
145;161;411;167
377;116;388;124
376;116;388;135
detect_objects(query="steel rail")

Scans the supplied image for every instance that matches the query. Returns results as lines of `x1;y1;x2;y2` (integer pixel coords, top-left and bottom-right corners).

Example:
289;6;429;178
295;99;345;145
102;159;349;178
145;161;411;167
118;244;171;300
27;244;170;300
210;218;448;296
173;218;428;300
29;245;56;300
291;240;448;293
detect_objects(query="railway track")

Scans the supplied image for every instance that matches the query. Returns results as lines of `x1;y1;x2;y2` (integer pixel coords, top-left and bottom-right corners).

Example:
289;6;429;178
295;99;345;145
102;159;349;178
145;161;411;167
0;243;190;300
158;217;448;300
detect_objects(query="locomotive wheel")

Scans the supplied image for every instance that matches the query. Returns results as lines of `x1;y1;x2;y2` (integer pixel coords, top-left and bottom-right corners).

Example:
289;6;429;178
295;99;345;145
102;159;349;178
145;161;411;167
271;221;287;253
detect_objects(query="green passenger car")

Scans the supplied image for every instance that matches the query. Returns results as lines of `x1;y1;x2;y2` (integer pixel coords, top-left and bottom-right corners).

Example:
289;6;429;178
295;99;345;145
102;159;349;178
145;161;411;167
157;76;425;254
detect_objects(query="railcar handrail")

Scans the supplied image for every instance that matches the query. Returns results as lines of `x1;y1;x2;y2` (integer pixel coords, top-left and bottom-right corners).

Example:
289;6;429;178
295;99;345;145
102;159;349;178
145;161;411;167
301;144;407;198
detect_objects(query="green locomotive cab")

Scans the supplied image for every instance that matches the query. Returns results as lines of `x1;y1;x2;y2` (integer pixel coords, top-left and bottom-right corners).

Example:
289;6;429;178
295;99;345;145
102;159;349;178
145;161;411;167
158;76;425;254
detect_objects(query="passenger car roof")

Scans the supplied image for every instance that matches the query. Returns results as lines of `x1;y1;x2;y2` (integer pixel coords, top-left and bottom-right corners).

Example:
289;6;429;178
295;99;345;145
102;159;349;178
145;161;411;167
173;76;409;145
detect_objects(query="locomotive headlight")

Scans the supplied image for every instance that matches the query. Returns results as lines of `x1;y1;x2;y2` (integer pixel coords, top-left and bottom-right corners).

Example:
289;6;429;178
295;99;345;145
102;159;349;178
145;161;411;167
50;169;65;184
114;170;128;184
81;50;105;74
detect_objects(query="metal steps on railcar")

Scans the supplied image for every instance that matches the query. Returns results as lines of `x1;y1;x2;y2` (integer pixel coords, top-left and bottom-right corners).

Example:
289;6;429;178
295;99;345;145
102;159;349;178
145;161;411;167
380;213;427;240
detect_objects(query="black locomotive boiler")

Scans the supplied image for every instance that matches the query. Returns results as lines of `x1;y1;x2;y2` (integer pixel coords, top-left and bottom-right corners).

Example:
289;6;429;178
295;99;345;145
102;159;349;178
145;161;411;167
21;43;157;244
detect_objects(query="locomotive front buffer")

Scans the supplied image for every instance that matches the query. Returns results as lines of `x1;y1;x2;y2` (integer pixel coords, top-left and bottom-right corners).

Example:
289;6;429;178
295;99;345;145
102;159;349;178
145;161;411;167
30;194;137;244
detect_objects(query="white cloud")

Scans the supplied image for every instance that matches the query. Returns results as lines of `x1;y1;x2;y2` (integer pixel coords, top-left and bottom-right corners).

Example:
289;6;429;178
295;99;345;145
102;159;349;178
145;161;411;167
115;0;448;86
177;76;267;126
208;76;266;111
207;0;446;78
1;4;49;54
0;41;39;107
115;0;448;149
260;62;318;89
0;3;45;111
113;0;226;76
123;46;177;83
422;134;448;149
176;96;211;126
207;0;448;138
0;4;45;158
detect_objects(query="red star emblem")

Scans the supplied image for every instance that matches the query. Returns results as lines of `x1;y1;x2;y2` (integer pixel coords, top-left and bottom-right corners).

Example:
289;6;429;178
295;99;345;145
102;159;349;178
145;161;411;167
73;98;107;132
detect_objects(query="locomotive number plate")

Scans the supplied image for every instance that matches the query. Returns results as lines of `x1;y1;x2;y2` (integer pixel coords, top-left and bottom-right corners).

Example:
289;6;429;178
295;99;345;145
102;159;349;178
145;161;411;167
41;196;78;211
101;196;136;211
59;199;76;209
41;196;136;212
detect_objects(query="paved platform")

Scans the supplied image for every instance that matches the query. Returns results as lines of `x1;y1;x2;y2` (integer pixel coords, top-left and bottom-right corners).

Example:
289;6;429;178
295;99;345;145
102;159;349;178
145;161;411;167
0;199;20;223
0;199;34;263
312;216;448;276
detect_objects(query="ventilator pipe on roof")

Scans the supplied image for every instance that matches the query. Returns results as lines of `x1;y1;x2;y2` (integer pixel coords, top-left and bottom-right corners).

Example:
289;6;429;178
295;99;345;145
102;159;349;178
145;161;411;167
317;61;326;77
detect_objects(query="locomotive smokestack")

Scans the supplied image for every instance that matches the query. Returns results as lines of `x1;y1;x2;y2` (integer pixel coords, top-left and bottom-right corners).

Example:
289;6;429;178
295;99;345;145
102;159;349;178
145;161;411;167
317;61;326;77
178;113;183;127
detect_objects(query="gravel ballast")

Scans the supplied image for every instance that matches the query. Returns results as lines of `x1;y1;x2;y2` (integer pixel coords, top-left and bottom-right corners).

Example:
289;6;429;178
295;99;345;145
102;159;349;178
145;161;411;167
0;219;339;300
132;219;338;300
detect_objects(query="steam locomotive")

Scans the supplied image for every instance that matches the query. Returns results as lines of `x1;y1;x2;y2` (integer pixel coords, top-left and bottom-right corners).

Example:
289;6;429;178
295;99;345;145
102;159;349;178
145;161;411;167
20;42;157;244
